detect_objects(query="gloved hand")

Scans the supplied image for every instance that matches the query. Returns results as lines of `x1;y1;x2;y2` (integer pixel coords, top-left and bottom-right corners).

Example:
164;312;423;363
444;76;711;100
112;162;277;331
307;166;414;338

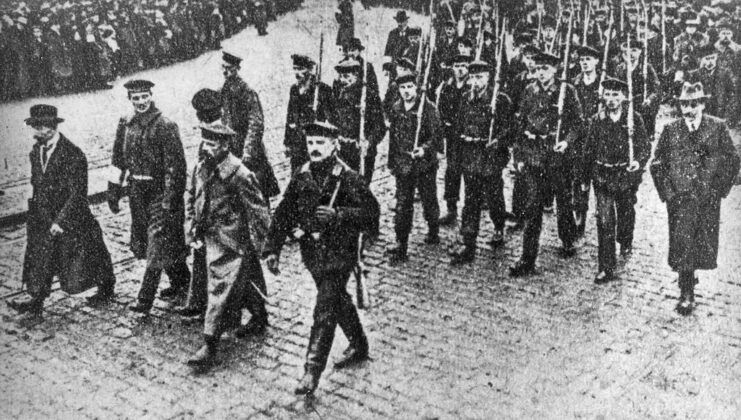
107;182;122;214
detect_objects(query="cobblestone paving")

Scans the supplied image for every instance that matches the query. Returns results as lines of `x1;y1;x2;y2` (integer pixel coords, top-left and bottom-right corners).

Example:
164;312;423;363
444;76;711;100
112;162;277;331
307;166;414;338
1;1;740;419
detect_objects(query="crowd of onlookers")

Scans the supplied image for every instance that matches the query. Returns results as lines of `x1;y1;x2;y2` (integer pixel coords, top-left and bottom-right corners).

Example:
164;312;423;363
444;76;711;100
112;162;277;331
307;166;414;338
0;0;304;102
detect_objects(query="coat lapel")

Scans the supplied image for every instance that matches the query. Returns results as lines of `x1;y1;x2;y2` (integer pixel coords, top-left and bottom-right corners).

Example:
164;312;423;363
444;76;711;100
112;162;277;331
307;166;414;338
42;135;67;177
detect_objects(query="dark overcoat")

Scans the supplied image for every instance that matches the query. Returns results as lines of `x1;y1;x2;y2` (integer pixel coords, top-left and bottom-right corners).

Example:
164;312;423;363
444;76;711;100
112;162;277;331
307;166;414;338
23;135;114;296
651;116;740;271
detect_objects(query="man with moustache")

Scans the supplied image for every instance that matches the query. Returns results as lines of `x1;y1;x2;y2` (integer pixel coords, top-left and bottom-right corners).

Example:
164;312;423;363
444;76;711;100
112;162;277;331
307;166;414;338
220;51;281;199
437;54;472;227
185;122;271;367
108;79;190;313
340;37;379;95
262;121;380;395
284;54;334;171
330;59;386;185
687;45;737;122
580;78;651;284
10;105;116;327
449;60;515;265
651;81;739;315
509;52;583;277
385;72;442;264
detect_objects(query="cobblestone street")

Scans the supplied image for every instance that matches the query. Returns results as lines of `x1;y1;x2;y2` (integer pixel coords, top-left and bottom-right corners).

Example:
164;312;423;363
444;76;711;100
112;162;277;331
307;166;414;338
1;1;740;419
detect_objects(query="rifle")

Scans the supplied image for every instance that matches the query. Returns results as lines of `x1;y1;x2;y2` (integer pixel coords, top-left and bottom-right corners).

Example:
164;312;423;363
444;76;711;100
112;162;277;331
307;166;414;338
661;0;666;74
641;0;648;104
553;2;575;151
413;15;437;150
355;32;370;309
313;32;324;114
474;1;485;61
582;1;590;46
549;2;563;54
597;6;614;112
625;28;636;168
487;18;507;148
536;1;543;48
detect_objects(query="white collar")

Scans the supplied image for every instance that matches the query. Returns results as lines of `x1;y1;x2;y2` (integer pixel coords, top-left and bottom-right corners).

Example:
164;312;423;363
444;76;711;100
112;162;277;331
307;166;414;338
684;115;702;131
44;131;60;151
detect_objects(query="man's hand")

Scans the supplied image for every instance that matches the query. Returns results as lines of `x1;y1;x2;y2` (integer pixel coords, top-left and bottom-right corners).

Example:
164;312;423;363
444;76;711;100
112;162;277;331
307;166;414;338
50;223;64;236
314;205;337;224
411;147;425;158
581;183;590;192
553;141;568;153
358;138;370;152
107;181;122;214
190;240;204;250
627;160;640;172
265;254;280;275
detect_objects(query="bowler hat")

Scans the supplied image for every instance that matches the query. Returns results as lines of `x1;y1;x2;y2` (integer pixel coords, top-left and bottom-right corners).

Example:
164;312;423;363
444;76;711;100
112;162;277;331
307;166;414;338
304;121;339;138
201;122;235;143
291;54;315;68
394;10;409;22
192;88;222;123
335;58;362;73
222;51;242;67
343;37;365;51
25;104;64;126
676;81;710;101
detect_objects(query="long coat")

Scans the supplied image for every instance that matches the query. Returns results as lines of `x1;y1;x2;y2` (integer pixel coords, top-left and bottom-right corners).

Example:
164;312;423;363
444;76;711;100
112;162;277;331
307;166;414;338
384;26;410;61
221;75;280;198
263;157;380;277
187;153;270;336
23;135;114;296
651;116;740;271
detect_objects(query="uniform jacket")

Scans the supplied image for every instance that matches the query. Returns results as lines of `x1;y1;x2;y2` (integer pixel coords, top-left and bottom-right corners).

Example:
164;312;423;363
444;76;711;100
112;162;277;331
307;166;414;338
456;86;514;175
187;153;270;255
111;105;187;208
515;79;583;167
651;115;739;204
581;108;651;193
612;61;660;114
221;75;280;197
571;71;602;120
284;79;334;153
687;67;737;121
388;96;442;176
384;26;410;60
263;157;380;276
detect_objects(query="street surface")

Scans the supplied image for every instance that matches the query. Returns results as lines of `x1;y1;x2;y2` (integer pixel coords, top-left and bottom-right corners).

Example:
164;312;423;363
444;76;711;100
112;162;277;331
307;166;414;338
1;1;740;418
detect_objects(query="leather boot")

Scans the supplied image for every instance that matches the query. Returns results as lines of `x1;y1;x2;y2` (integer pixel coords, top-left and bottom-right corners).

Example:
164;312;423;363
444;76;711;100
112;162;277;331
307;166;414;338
676;272;696;316
187;334;218;366
424;224;440;245
387;240;408;264
295;324;335;395
335;307;369;369
438;202;457;226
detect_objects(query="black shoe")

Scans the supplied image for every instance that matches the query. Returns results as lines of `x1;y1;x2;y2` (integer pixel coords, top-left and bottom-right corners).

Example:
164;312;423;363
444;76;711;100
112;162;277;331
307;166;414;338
424;232;440;245
8;297;36;314
675;293;695;316
334;344;369;369
86;289;114;307
620;245;633;258
174;305;204;317
450;245;475;266
559;243;577;258
438;210;457;226
594;271;614;285
234;318;268;337
159;286;186;301
15;310;44;328
294;371;320;395
187;344;217;367
387;243;408;264
129;301;151;313
509;260;535;277
488;230;505;248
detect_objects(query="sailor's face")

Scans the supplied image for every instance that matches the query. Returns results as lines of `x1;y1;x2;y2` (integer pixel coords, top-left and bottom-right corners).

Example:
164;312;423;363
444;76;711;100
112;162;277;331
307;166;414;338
398;81;417;102
579;56;598;72
293;65;310;82
129;91;153;113
602;89;625;111
307;135;336;162
535;64;556;83
468;72;489;91
451;62;469;79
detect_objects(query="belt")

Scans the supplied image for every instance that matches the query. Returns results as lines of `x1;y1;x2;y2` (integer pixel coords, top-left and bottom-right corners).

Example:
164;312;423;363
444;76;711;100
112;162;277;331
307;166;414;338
460;135;488;143
129;174;155;181
525;132;553;141
595;161;628;168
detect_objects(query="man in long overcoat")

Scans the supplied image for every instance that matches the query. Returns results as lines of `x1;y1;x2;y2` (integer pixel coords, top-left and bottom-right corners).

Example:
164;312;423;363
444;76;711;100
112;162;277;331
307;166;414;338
11;105;116;327
185;123;271;368
220;51;281;199
651;81;740;315
108;80;191;313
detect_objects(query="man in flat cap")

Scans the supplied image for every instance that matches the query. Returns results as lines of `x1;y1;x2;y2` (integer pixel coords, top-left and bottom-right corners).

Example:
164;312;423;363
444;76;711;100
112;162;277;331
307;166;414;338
284;54;334;171
11;105;116;327
386;72;442;264
384;10;411;64
449;60;515;265
580;78;651;284
330;58;386;185
109;79;191;313
651;81;739;315
510;52;583;277
687;44;737;122
185;122;271;368
436;54;472;227
262;121;380;396
220;51;281;200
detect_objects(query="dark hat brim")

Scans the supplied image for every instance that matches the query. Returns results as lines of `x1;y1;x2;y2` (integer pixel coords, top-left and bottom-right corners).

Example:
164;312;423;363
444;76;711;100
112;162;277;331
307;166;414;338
25;116;64;125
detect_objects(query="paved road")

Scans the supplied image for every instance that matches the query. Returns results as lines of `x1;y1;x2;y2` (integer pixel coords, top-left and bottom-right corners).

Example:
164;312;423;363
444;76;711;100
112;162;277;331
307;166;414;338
1;1;740;418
